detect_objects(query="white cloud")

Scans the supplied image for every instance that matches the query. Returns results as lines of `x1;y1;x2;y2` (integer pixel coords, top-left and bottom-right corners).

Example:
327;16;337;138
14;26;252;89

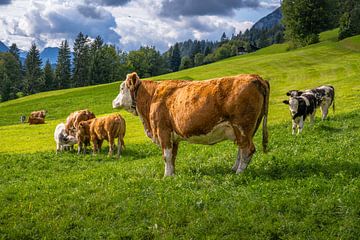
0;0;281;52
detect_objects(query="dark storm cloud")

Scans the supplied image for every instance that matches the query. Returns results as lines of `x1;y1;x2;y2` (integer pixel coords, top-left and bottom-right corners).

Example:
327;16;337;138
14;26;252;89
160;0;260;18
86;0;131;6
77;5;103;19
0;0;11;5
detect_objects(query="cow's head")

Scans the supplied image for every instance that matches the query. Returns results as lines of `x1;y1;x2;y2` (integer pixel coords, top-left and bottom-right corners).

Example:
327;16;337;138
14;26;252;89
283;98;299;117
77;121;91;137
286;90;303;97
112;72;141;115
63;134;77;145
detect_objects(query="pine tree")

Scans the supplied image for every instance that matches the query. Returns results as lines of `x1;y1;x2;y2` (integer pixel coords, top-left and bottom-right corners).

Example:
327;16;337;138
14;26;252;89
170;43;181;72
55;40;72;89
89;36;105;85
24;43;43;94
9;43;20;63
72;32;90;87
43;59;54;91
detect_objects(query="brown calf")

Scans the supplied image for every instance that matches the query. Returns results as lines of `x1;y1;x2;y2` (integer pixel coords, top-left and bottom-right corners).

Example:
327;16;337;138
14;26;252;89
76;119;94;154
89;114;126;157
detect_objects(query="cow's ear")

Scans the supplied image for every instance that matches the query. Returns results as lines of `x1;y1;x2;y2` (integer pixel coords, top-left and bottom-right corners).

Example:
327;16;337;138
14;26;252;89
286;91;291;96
283;100;289;105
126;72;140;90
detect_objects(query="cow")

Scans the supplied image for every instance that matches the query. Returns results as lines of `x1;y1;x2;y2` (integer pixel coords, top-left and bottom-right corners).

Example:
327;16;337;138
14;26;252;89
286;85;335;120
30;110;47;119
65;109;96;136
28;116;45;125
54;123;77;153
20;115;26;123
76;119;93;154
113;72;269;176
89;114;126;157
283;92;317;134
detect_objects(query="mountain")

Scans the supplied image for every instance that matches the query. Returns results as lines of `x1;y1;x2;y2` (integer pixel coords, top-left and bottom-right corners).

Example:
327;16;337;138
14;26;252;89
0;41;9;52
40;47;59;65
251;7;282;31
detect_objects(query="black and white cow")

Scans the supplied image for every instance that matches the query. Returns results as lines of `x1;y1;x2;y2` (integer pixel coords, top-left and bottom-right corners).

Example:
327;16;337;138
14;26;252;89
283;92;317;134
286;85;335;120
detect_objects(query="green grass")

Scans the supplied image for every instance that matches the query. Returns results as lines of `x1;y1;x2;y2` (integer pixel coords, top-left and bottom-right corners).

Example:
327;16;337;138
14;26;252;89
1;30;360;239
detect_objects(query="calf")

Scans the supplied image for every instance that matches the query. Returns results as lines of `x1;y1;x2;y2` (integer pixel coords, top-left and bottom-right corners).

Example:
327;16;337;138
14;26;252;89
28;116;45;125
283;92;317;134
89;114;126;157
65;109;96;136
76;119;94;154
286;85;335;120
54;123;77;153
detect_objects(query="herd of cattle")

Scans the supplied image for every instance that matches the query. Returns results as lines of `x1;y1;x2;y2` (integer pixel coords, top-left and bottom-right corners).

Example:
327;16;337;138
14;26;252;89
24;72;335;176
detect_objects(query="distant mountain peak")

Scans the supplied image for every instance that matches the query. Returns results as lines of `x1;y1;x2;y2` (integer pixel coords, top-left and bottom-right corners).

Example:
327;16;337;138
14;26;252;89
0;41;9;52
251;7;282;31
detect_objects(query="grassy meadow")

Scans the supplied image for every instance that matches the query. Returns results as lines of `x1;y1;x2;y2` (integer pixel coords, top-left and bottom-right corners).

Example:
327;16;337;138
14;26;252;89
0;30;359;239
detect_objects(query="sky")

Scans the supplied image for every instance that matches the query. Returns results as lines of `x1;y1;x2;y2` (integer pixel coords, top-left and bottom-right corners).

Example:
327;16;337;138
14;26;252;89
0;0;281;52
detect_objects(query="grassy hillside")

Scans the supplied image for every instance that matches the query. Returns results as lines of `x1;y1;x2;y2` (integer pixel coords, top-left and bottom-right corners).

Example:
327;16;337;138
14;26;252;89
0;30;359;239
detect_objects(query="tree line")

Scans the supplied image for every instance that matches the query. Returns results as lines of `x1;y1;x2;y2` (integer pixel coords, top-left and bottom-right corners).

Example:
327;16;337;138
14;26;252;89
282;0;360;47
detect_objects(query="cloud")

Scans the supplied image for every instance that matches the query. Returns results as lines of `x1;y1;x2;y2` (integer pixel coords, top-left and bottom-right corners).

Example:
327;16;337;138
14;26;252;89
2;3;121;49
86;0;131;6
0;0;11;5
160;0;261;19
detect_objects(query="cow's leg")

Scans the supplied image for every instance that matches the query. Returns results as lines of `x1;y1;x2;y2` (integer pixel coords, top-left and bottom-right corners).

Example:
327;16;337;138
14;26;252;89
320;104;329;120
77;142;82;154
232;148;241;172
298;117;304;134
98;140;103;153
117;137;122;158
56;143;60;154
236;140;256;174
310;111;316;125
292;119;298;135
108;135;114;156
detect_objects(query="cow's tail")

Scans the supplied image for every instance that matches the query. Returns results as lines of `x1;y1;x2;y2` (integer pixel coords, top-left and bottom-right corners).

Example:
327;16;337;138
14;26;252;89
332;87;335;114
262;80;270;153
252;77;269;153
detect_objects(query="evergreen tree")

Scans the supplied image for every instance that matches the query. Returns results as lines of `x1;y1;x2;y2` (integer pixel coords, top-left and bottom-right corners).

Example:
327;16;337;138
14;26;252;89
9;43;21;63
221;32;228;42
24;43;43;94
89;36;105;85
170;43;181;72
55;40;72;89
43;59;54;91
72;32;90;87
0;52;21;99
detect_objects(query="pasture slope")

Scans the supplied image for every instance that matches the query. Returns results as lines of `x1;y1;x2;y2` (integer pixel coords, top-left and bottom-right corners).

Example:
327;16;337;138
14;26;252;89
0;29;359;239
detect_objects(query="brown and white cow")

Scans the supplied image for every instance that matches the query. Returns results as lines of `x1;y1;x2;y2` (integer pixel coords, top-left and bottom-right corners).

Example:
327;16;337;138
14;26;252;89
28;116;45;125
89;114;126;157
65;109;96;136
113;72;269;176
30;110;47;119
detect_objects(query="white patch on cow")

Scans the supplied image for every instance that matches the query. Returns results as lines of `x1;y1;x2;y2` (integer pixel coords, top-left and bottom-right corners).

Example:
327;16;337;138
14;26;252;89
54;123;77;153
112;82;133;110
173;122;236;145
300;96;310;106
164;148;174;176
288;98;299;116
